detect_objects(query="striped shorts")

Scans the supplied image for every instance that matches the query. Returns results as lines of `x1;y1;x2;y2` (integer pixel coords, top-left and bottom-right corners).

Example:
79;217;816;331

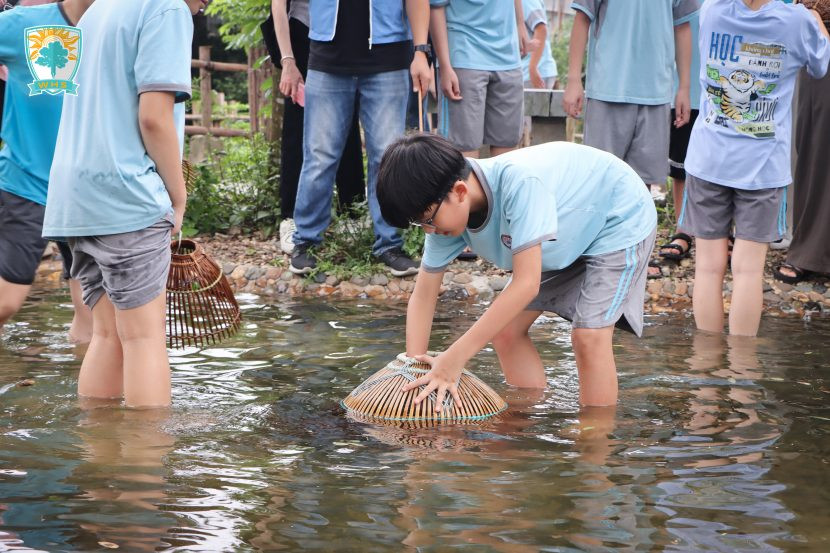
526;229;657;337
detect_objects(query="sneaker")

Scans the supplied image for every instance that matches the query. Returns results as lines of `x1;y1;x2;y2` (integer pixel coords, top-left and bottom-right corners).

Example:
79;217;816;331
279;218;296;255
290;244;317;275
376;247;419;277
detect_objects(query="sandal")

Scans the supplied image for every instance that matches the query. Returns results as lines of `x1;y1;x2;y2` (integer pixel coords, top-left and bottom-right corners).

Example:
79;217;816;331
659;232;693;261
647;260;663;280
773;263;811;284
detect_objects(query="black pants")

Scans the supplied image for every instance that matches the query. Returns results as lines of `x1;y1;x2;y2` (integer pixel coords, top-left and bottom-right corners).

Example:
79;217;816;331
280;18;365;219
0;79;5;135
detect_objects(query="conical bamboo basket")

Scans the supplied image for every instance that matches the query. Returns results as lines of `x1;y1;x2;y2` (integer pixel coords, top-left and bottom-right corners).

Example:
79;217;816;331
182;160;198;193
166;239;241;349
342;353;507;426
803;0;830;23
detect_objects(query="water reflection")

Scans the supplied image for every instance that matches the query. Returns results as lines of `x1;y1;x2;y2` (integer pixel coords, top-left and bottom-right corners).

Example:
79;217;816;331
1;291;829;551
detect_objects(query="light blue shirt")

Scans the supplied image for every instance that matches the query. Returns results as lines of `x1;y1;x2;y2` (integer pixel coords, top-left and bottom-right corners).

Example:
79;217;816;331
674;11;702;109
684;0;830;190
571;0;699;105
430;0;521;71
421;143;657;273
43;0;193;238
0;3;74;206
521;0;558;82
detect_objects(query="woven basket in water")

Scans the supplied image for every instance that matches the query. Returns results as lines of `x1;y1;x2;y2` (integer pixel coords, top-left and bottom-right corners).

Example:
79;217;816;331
166;239;241;349
342;353;507;426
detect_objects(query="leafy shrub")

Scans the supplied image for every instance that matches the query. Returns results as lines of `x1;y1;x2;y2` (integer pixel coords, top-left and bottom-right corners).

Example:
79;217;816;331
183;133;280;237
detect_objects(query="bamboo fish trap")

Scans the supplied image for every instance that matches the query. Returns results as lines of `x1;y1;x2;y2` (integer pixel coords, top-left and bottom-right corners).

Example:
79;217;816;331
342;353;507;427
802;0;830;23
182;160;198;193
166;239;241;349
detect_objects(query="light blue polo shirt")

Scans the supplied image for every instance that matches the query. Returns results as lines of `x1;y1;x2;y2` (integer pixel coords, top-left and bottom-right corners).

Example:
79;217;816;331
571;0;700;105
429;0;521;71
685;0;830;190
43;0;192;238
421;143;657;273
0;3;74;206
521;0;558;82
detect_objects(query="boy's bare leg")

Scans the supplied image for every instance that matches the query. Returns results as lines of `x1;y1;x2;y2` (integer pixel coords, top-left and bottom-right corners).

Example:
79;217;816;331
79;294;124;399
68;279;92;344
0;278;31;330
692;238;729;333
572;326;617;406
728;239;768;337
492;309;545;388
115;292;170;408
672;178;685;223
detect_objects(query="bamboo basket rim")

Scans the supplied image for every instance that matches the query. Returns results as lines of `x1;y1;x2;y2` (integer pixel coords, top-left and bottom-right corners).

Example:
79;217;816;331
342;353;508;424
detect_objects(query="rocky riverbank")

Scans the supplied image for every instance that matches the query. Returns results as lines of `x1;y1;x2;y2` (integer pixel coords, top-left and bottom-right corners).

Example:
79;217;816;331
32;229;830;318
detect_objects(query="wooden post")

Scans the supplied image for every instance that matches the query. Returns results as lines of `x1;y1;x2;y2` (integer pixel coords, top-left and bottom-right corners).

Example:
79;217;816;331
199;46;212;133
247;49;260;133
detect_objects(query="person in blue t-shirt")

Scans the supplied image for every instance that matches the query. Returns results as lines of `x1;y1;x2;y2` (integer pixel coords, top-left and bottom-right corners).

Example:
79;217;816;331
42;0;203;408
521;0;558;89
430;0;530;158
376;134;657;407
680;0;829;337
0;0;93;342
563;0;699;194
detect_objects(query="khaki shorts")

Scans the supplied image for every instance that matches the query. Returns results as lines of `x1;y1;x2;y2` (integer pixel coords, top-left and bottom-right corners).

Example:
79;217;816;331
68;217;173;310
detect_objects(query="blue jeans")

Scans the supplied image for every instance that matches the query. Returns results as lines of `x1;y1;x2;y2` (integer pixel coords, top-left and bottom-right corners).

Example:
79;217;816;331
293;69;409;255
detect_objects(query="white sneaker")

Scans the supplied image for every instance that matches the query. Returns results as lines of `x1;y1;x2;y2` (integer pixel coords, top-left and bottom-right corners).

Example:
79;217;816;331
279;218;296;255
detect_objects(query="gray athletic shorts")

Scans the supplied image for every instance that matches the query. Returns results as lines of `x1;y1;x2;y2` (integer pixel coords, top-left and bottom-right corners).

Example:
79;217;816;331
583;99;671;185
526;229;656;337
677;174;787;243
68;216;173;310
523;76;557;89
438;67;524;151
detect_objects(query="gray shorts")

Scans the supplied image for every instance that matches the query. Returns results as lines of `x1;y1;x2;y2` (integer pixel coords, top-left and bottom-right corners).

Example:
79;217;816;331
438;67;524;151
583;99;670;185
0;190;48;285
526;229;656;337
677;174;787;243
68;217;173;310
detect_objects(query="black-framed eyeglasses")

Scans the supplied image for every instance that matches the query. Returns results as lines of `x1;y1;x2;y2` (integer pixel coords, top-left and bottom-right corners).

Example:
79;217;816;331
411;197;445;230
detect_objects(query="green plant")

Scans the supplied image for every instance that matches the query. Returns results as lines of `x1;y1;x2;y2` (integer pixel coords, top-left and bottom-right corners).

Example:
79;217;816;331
402;226;425;258
309;201;385;279
205;0;271;51
183;133;280;237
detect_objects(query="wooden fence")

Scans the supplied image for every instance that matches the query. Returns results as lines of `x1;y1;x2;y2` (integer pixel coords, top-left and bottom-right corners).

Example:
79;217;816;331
186;46;277;139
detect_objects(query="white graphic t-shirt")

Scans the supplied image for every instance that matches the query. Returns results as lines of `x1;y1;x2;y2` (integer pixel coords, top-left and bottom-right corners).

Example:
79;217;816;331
684;0;830;190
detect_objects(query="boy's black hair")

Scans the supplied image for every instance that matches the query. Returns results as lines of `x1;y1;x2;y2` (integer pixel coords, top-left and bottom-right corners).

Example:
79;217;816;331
377;133;471;229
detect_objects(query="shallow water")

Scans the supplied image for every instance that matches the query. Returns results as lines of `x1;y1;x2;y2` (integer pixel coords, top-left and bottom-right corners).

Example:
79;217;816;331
1;290;829;552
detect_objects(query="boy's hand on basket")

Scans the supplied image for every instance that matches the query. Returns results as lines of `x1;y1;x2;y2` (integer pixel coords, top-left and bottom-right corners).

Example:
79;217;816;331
401;352;464;413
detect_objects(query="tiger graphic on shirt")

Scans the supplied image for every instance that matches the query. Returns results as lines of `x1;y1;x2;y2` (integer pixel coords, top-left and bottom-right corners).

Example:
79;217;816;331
703;32;782;139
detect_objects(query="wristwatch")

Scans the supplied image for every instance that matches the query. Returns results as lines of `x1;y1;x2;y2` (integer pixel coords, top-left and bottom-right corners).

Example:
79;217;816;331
414;44;433;57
